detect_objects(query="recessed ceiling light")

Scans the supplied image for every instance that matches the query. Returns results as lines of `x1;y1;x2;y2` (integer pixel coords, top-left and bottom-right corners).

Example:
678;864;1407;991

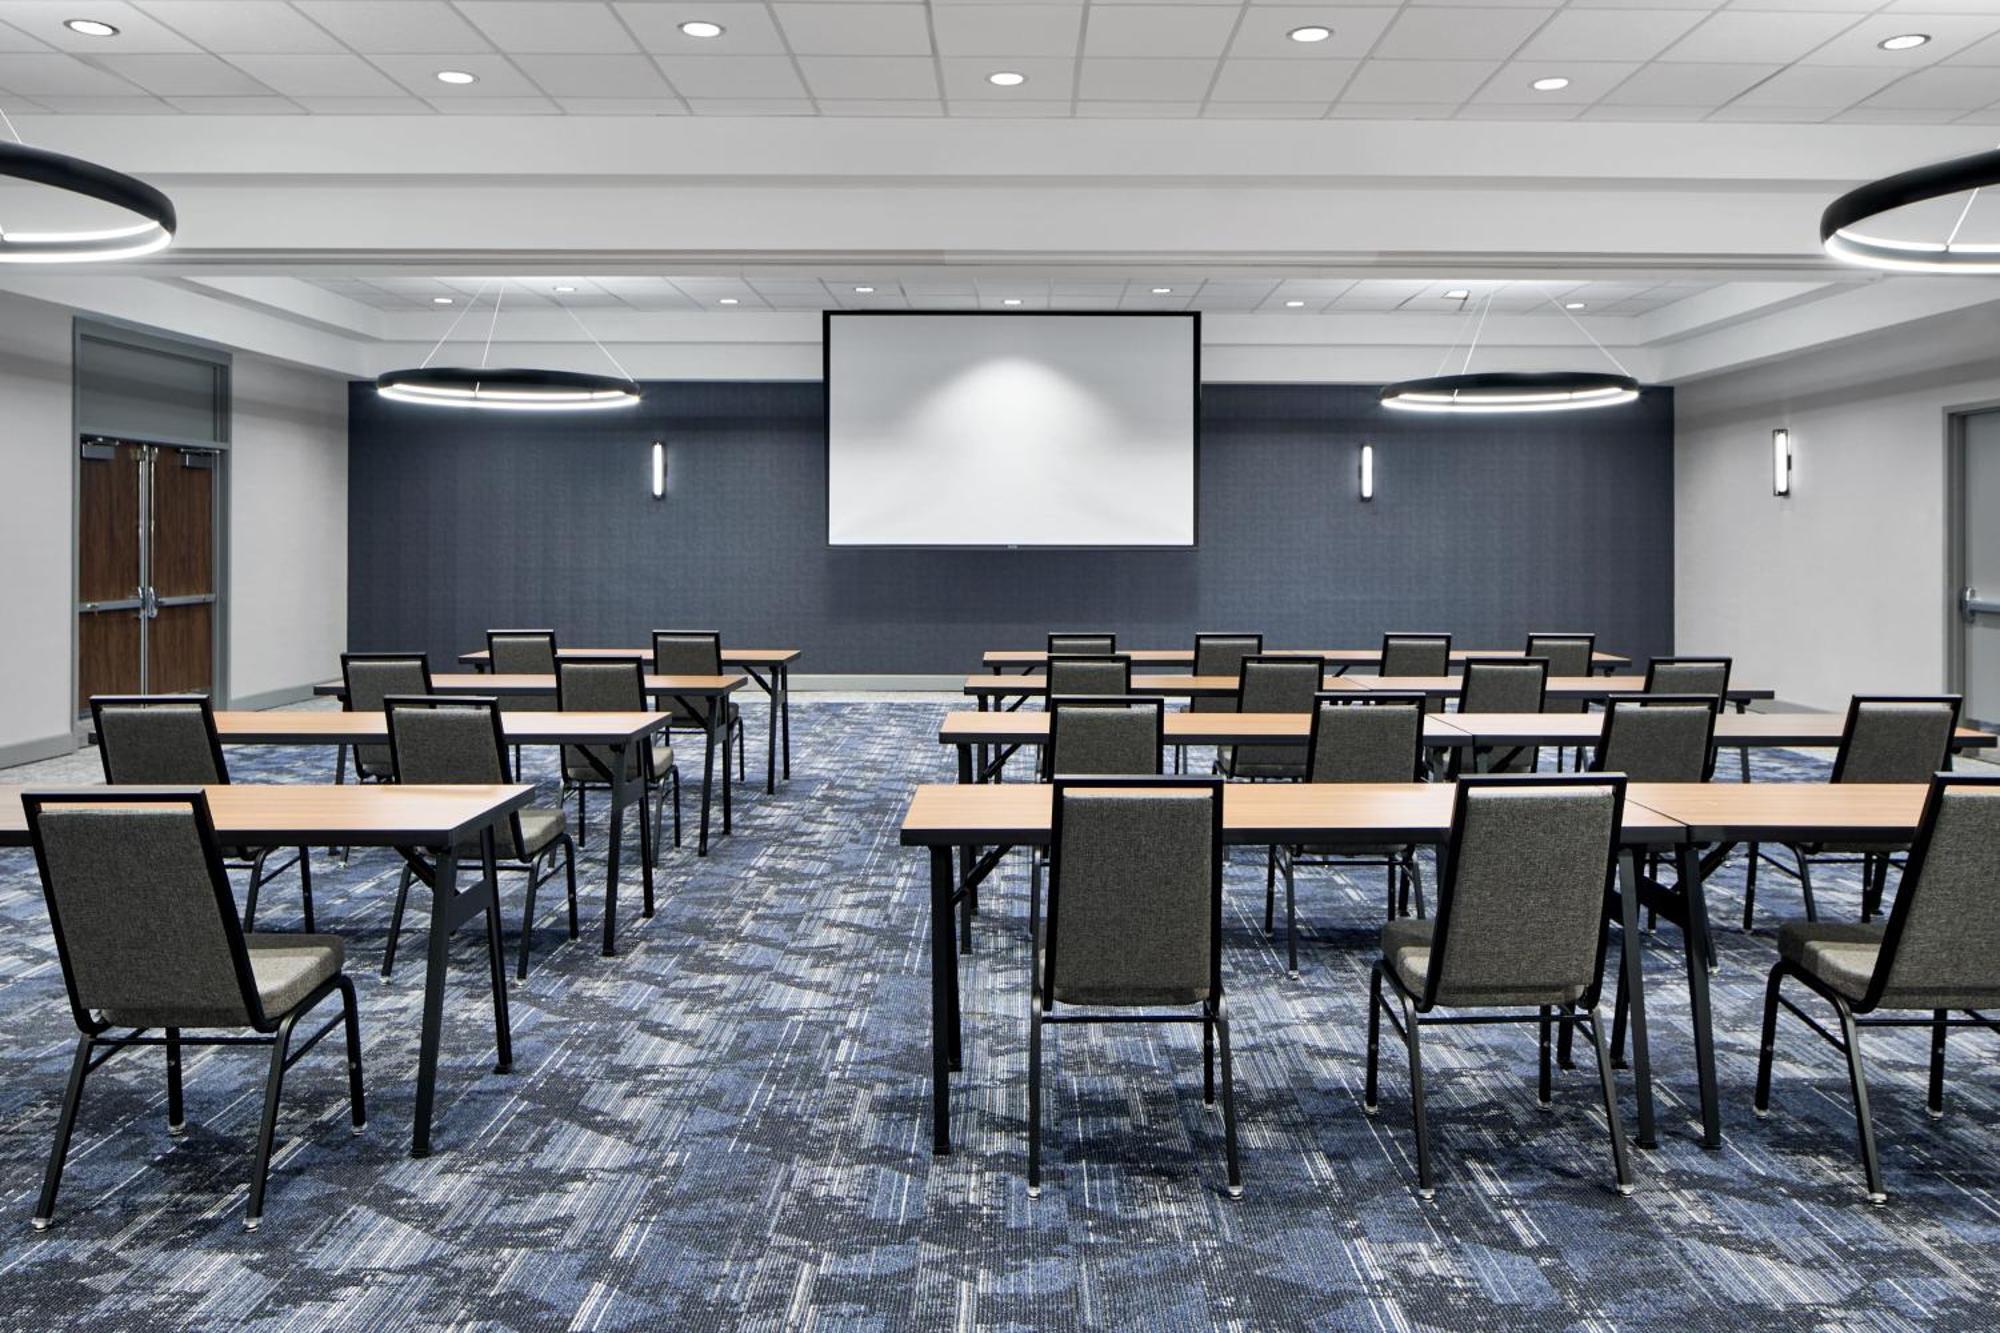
1151;287;1172;294
1878;32;1929;50
1531;76;1570;92
435;70;477;85
64;18;118;37
854;286;874;293
1444;289;1470;300
988;71;1027;87
680;20;725;38
432;297;454;305
1565;301;1586;310
1285;300;1306;307
1002;298;1022;305
718;297;739;305
553;285;575;293
1288;26;1332;43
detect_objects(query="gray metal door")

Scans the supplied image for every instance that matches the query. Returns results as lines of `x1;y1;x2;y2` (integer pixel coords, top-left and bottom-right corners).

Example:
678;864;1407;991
1957;410;2000;729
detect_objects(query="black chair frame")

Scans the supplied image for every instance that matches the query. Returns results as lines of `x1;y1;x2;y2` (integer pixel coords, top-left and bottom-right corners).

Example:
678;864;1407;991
652;629;748;782
1454;656;1550;776
555;657;683;862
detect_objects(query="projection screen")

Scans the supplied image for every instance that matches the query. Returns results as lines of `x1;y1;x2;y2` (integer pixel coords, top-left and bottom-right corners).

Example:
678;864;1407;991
824;312;1199;547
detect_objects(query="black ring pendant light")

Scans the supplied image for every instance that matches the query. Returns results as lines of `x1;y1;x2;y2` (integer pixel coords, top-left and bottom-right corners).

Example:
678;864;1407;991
1380;369;1640;414
1821;147;2000;274
376;280;641;412
0;141;176;263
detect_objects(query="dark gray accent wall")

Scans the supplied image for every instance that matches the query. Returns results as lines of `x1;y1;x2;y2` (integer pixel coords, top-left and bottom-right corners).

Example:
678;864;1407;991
347;380;1673;673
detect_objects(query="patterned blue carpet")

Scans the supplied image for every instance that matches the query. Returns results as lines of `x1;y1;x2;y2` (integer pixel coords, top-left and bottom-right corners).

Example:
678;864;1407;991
2;702;1998;1330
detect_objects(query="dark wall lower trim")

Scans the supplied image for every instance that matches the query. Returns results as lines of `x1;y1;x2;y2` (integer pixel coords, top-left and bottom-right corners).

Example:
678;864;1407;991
347;380;1675;673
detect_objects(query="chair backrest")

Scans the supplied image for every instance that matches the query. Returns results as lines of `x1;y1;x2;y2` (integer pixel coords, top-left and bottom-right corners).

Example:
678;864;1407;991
1420;775;1626;1011
1591;695;1719;782
1048;632;1116;657
25;791;268;1033
1867;774;2000;1010
1381;633;1452;677
1832;695;1962;784
1525;633;1596;680
1306;692;1427;783
1232;657;1326;774
557;658;647;779
1459;658;1548;714
1044;696;1165;779
1046;654;1132;699
92;695;228;785
385;695;527;857
1644;656;1731;699
1190;632;1262;714
341;653;433;777
487;628;557;675
652;630;723;722
1044;778;1223;1009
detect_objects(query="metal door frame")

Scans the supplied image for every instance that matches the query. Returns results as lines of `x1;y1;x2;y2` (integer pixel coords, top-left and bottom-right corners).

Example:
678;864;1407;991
1945;401;2000;725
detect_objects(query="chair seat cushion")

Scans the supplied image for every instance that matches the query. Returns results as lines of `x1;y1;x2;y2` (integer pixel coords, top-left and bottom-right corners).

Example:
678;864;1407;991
1776;919;2000;1009
100;934;343;1028
1380;918;1589;1008
671;702;739;727
517;809;567;858
565;739;675;786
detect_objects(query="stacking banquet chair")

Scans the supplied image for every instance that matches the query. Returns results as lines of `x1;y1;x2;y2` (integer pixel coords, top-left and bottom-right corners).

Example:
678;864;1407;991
1045;653;1132;699
92;694;313;932
1743;695;1962;930
1029;777;1239;1199
1645;654;1737;777
383;695;578;981
1755;772;2000;1203
1178;632;1265;771
1047;631;1116;657
23;790;364;1232
652;629;747;781
1380;632;1452;677
1456;657;1549;774
1526;633;1597;767
1270;693;1431;973
338;652;433;786
556;658;680;860
1365;773;1635;1200
1219;656;1326;780
1027;696;1166;932
488;628;558;775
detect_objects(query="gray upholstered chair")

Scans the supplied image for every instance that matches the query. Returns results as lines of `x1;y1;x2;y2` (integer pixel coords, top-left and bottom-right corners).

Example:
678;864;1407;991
23;791;363;1232
1591;694;1719;782
1047;632;1116;657
557;658;680;860
1364;774;1634;1200
1644;656;1731;699
91;694;313;933
1219;656;1325;780
488;629;557;777
1527;634;1596;766
1380;633;1452;677
384;695;577;981
1744;695;1962;930
339;652;432;784
1030;696;1166;931
1457;658;1549;773
1179;632;1264;771
1754;773;2000;1202
1030;778;1238;1198
1045;654;1132;699
1271;693;1431;973
652;629;746;780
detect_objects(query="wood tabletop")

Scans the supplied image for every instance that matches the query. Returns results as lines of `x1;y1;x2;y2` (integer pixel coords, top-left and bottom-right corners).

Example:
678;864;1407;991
964;673;1273;699
456;647;802;667
1432;712;1994;749
900;780;1684;847
1337;675;1777;703
209;710;671;747
315;673;746;699
938;710;1462;746
1625;782;1929;842
0;783;535;848
983;647;1631;668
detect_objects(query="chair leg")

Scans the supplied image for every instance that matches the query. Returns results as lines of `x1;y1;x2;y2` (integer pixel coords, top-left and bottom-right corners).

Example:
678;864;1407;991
1742;842;1760;930
1609;960;1630;1069
518;861;541;982
1364;965;1384;1116
1385;856;1399;921
650;778;665;868
1399;991;1435;1199
244;851;268;932
339;976;366;1134
1203;1008;1215;1104
576;784;588;847
671;768;683;848
1284;851;1299;975
245;1011;299;1230
1263;845;1277;935
1216;997;1242;1198
1794;848;1819;922
1585;1007;1636;1196
1754;966;1785;1116
383;864;414;979
564;837;579;940
1538;1006;1554;1109
296;848;315;932
1027;1009;1044;1198
1406;850;1427;920
1929;1009;1948;1120
1029;852;1043;939
166;1028;186;1136
1833;999;1888;1204
32;1035;94;1230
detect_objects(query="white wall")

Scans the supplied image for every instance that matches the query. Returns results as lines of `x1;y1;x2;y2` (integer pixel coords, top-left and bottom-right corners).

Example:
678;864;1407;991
0;292;77;762
1676;310;2000;710
227;357;348;707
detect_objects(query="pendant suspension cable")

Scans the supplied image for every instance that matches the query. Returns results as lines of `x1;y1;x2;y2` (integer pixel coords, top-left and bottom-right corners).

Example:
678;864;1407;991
1945;187;1984;248
1544;289;1633;377
416;279;491;369
480;280;506;369
557;297;637;384
1460;291;1495;375
0;103;22;145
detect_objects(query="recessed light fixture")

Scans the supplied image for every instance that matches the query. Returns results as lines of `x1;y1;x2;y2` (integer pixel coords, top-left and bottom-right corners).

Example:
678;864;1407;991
1878;33;1929;50
988;71;1027;87
1531;76;1570;92
432;296;454;305
1002;298;1022;305
64;18;118;37
1565;301;1586;310
1285;300;1306;307
1444;289;1470;300
680;20;725;38
854;285;874;293
435;70;477;85
1288;25;1332;43
554;285;575;293
718;297;739;305
1151;287;1172;294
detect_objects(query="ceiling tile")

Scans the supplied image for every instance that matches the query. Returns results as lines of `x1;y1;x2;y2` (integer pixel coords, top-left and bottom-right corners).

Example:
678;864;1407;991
932;5;1084;57
1513;9;1705;61
0;21;52;53
163;94;300;113
1803;15;2000;65
292;2;491;54
1;2;197;52
224;53;406;96
1836;103;1973;121
815;97;945;114
1085;7;1241;58
1724;62;1901;106
1457;100;1581;118
655;55;811;98
1203;100;1330;116
85;51;274;95
1075;98;1204;115
1469;60;1641;102
798;56;941;98
683;96;816;114
1228;9;1397;59
554;97;690;114
133;2;345;53
940;56;1075;97
1340;59;1499;102
1373;8;1555;60
1210;57;1355;99
511;53;675;97
950;97;1076;115
774;4;933;55
24;93;172;110
0;51;142;94
1326;100;1456;117
614;5;787;56
1860;64;2000;108
456;3;639;55
1599;60;1782;103
371;52;543;97
427;95;562;114
1574;102;1704;119
1077;56;1216;98
290;94;433;113
1657;12;1864;62
1704;102;1835;120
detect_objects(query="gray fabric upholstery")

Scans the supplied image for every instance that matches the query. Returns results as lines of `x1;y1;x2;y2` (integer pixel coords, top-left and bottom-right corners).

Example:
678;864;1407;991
558;661;647;782
1595;701;1712;782
1381;636;1450;677
1300;701;1424;854
489;633;557;712
33;806;259;1027
1048;634;1116;656
1048;704;1161;777
96;703;223;784
105;937;345;1029
389;703;550;862
1419;786;1618;1008
1049;791;1214;1007
1046;658;1130;698
1191;635;1262;714
1838;702;1957;784
1225;660;1323;778
1647;661;1729;697
653;633;727;725
1527;636;1592;714
1383;918;1439;998
345;658;428;777
1867;787;2000;1008
1460;662;1547;773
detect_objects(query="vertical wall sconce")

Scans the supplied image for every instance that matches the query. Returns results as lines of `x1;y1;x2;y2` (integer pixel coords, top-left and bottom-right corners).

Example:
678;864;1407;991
1359;443;1375;501
651;440;666;499
1772;428;1791;497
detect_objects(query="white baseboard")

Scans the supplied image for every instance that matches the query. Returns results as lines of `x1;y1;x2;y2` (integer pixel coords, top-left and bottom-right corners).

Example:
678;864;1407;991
230;683;323;711
0;732;78;769
789;674;965;692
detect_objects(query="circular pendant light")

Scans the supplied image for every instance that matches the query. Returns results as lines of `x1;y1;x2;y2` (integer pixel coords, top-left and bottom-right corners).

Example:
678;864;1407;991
1379;288;1641;415
376;280;641;412
0;139;176;263
1820;147;2000;274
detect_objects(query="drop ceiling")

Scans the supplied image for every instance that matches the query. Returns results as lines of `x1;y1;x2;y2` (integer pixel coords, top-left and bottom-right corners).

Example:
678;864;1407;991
0;0;1995;123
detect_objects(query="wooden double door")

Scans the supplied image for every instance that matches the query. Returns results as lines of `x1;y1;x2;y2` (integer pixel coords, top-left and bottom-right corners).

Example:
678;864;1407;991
77;439;220;712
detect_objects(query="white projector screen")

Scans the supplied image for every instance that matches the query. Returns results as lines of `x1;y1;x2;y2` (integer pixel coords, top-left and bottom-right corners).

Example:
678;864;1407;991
825;312;1198;547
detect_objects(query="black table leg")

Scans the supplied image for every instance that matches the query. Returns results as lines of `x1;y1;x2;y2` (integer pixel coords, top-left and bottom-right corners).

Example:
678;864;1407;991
929;844;957;1154
481;827;512;1075
722;702;733;836
1616;849;1659;1150
603;750;628;955
697;700;717;856
763;669;777;795
780;664;792;781
1679;842;1723;1148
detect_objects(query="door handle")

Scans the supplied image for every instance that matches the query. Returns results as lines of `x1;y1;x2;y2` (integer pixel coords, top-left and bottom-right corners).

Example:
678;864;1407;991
1963;587;2000;619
